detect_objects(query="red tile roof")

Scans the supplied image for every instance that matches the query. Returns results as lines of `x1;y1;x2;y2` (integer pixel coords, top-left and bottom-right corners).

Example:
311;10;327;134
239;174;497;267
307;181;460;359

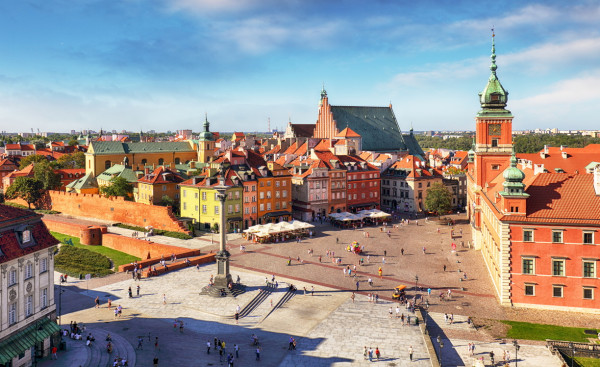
517;144;600;174
138;166;184;184
335;127;361;138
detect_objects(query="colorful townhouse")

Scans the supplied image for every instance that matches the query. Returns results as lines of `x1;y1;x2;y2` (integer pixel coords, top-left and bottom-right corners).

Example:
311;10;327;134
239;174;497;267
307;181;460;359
135;166;184;205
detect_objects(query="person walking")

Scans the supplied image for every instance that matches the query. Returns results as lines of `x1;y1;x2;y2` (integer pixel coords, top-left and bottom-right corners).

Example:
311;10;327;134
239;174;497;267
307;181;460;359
356;280;360;291
409;345;413;361
136;285;140;296
163;294;166;305
95;296;100;308
351;292;355;303
256;346;261;361
207;341;211;354
51;346;58;359
401;248;404;256
137;337;143;350
235;344;239;358
153;357;158;367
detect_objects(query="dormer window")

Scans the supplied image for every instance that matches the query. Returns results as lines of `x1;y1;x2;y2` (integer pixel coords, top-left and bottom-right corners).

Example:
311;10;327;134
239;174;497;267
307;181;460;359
22;230;31;243
491;94;500;101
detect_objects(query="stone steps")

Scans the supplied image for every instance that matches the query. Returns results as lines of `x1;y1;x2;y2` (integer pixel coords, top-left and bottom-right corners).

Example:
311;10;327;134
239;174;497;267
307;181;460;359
79;328;136;367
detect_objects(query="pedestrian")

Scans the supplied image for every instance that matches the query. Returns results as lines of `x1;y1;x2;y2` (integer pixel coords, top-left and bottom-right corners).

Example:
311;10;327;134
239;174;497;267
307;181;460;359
319;255;322;263
137;337;143;350
128;286;132;298
163;294;166;305
153;356;158;367
107;297;112;309
375;346;381;360
396;306;401;318
356;281;360;291
409;345;413;361
51;346;58;359
389;307;393;318
311;286;314;295
378;267;382;278
343;268;347;277
154;337;159;351
364;346;368;360
95;296;100;308
382;257;385;264
235;312;239;324
375;294;379;303
422;246;426;254
351;292;355;303
463;272;468;280
368;347;373;362
256;346;261;361
401;248;404;256
137;285;140;296
235;343;239;358
368;277;373;286
384;250;387;257
207;341;211;354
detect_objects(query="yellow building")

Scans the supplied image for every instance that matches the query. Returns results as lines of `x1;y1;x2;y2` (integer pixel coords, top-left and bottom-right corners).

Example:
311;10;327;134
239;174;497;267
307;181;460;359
85;141;197;177
179;171;243;232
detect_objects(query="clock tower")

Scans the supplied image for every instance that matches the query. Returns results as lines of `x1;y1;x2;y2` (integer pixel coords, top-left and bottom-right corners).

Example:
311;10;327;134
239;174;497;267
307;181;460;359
473;31;513;188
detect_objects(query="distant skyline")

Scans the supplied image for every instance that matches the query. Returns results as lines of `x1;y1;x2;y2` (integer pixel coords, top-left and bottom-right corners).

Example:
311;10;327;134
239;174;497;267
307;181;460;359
1;1;599;133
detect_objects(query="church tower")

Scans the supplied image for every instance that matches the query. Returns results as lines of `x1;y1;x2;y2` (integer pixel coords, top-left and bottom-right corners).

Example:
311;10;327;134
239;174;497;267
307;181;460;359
198;114;216;164
473;31;513;188
314;86;337;139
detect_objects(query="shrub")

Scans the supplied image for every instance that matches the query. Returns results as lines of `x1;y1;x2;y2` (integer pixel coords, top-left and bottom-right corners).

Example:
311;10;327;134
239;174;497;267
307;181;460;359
54;246;113;278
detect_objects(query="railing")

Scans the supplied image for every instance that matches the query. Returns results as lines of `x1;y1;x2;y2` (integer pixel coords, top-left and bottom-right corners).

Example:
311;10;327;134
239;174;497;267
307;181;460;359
547;339;600;359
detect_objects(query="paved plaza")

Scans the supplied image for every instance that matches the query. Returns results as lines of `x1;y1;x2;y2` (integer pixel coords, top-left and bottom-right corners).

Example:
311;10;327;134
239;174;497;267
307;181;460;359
38;213;585;366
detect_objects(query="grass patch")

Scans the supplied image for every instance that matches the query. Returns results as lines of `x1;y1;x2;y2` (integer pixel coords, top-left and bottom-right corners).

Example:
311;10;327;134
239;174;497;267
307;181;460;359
3;201;60;214
113;223;193;240
503;320;591;343
54;245;113;278
51;232;140;270
574;356;600;367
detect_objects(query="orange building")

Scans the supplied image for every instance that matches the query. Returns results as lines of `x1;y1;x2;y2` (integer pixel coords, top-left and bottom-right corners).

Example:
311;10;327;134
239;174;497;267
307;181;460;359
136;166;184;205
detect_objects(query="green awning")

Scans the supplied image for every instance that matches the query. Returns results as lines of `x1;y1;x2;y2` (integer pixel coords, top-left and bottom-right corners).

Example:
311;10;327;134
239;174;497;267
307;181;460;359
0;318;60;364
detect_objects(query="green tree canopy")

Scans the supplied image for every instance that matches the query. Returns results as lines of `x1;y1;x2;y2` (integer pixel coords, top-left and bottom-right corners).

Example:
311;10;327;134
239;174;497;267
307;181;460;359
100;176;133;199
19;154;48;169
5;177;44;208
33;160;62;190
56;152;85;169
67;139;79;146
425;182;452;215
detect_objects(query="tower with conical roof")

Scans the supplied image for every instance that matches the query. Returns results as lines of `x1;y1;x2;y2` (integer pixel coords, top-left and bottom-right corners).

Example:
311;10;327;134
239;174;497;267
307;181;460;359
499;150;529;215
198;114;216;163
473;30;514;189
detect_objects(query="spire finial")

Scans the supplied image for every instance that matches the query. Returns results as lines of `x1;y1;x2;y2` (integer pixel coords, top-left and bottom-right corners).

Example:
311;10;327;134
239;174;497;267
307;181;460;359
320;83;327;99
205;112;208;122
490;26;497;75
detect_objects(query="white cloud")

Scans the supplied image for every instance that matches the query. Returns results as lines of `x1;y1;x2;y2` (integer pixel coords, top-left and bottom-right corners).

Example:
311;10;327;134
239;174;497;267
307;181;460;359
513;71;600;106
163;0;265;14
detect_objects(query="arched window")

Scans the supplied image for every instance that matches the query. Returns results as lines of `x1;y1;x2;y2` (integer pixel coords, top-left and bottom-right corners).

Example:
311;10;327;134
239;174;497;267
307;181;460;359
105;160;111;169
141;159;147;166
175;158;181;164
158;158;164;166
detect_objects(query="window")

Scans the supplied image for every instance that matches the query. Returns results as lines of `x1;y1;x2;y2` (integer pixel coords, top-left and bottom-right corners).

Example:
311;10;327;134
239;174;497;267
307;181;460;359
583;261;596;278
158;158;164;165
195;205;198;212
552;259;565;276
252;207;256;213
141;159;147;165
105;160;111;169
491;164;500;170
245;207;249;214
275;191;280;198
267;181;271;186
267;203;271;210
25;262;33;279
183;190;186;198
9;269;17;286
26;295;33;317
202;205;207;214
175;158;180;164
41;288;48;308
583;287;594;300
491;139;498;147
552;230;563;243
552;285;563;298
283;190;287;198
275;202;280;210
522;258;534;274
282;202;287;209
228;205;233;214
194;192;198;199
523;229;533;242
162;185;166;191
275;181;280;187
40;258;48;273
8;303;16;324
267;191;271;199
259;204;264;211
202;192;206;200
583;232;594;244
259;192;264;199
214;206;219;214
524;284;535;296
183;203;187;210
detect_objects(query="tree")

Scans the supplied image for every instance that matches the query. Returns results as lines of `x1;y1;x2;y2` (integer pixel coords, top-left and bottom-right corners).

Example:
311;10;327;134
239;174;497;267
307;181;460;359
19;154;48;169
100;176;133;199
56;152;85;169
67;139;79;146
5;177;44;208
425;182;452;215
33;160;62;190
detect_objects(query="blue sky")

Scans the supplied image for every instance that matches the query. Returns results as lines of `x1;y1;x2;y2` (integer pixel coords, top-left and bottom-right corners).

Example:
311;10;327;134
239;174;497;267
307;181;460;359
0;0;599;134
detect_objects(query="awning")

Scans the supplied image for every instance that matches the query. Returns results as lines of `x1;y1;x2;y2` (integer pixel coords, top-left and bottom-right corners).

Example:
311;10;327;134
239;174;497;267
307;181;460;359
262;211;292;218
348;202;379;209
0;318;60;364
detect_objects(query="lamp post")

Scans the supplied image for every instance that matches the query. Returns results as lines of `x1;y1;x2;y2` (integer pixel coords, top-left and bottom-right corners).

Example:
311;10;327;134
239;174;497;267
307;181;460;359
568;342;574;367
513;339;520;367
415;275;419;291
212;171;233;290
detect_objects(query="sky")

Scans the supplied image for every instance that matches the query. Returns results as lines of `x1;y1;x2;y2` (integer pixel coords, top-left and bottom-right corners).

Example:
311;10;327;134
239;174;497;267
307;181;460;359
0;0;599;134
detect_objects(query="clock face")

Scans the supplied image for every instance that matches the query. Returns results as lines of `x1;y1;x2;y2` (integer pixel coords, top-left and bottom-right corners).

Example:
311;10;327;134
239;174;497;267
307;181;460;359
488;124;501;136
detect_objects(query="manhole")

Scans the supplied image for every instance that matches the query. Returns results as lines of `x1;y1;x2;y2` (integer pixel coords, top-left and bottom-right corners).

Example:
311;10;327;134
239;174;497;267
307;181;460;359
585;329;598;335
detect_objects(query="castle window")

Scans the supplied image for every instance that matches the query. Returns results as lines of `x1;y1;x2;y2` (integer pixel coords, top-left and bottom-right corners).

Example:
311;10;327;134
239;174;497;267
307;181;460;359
523;229;533;242
491;139;498;148
583;287;594;300
105;160;111;169
583;261;596;278
175;158;180;164
141;159;147;165
583;231;594;244
524;284;535;296
158;158;164;165
552;285;564;298
552;230;563;243
491;164;500;170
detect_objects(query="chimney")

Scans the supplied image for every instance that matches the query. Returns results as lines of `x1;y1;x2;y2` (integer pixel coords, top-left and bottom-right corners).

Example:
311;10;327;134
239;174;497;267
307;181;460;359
170;162;175;169
145;167;150;175
561;151;568;159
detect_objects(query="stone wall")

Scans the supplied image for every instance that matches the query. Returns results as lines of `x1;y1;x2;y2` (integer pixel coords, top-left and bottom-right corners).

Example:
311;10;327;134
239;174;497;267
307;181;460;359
10;191;190;234
102;233;196;261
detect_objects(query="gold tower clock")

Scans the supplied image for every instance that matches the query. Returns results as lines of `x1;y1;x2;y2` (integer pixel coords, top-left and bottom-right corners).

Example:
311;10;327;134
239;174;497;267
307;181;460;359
488;124;501;136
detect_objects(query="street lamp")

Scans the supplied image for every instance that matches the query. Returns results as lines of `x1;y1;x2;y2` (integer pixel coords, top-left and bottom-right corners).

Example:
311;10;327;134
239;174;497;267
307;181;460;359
513;339;520;367
437;336;444;367
568;342;574;367
415;275;419;291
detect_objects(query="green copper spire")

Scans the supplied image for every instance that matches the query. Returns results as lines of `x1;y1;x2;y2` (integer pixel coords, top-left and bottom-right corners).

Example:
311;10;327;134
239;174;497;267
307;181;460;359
199;113;213;141
478;30;512;118
321;83;327;100
500;149;528;197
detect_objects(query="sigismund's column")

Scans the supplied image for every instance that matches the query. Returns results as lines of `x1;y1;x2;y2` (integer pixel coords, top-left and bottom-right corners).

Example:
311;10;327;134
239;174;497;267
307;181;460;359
212;175;232;288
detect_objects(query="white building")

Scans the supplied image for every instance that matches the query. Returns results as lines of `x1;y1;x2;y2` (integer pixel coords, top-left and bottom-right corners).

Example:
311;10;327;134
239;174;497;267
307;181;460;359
0;205;59;366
